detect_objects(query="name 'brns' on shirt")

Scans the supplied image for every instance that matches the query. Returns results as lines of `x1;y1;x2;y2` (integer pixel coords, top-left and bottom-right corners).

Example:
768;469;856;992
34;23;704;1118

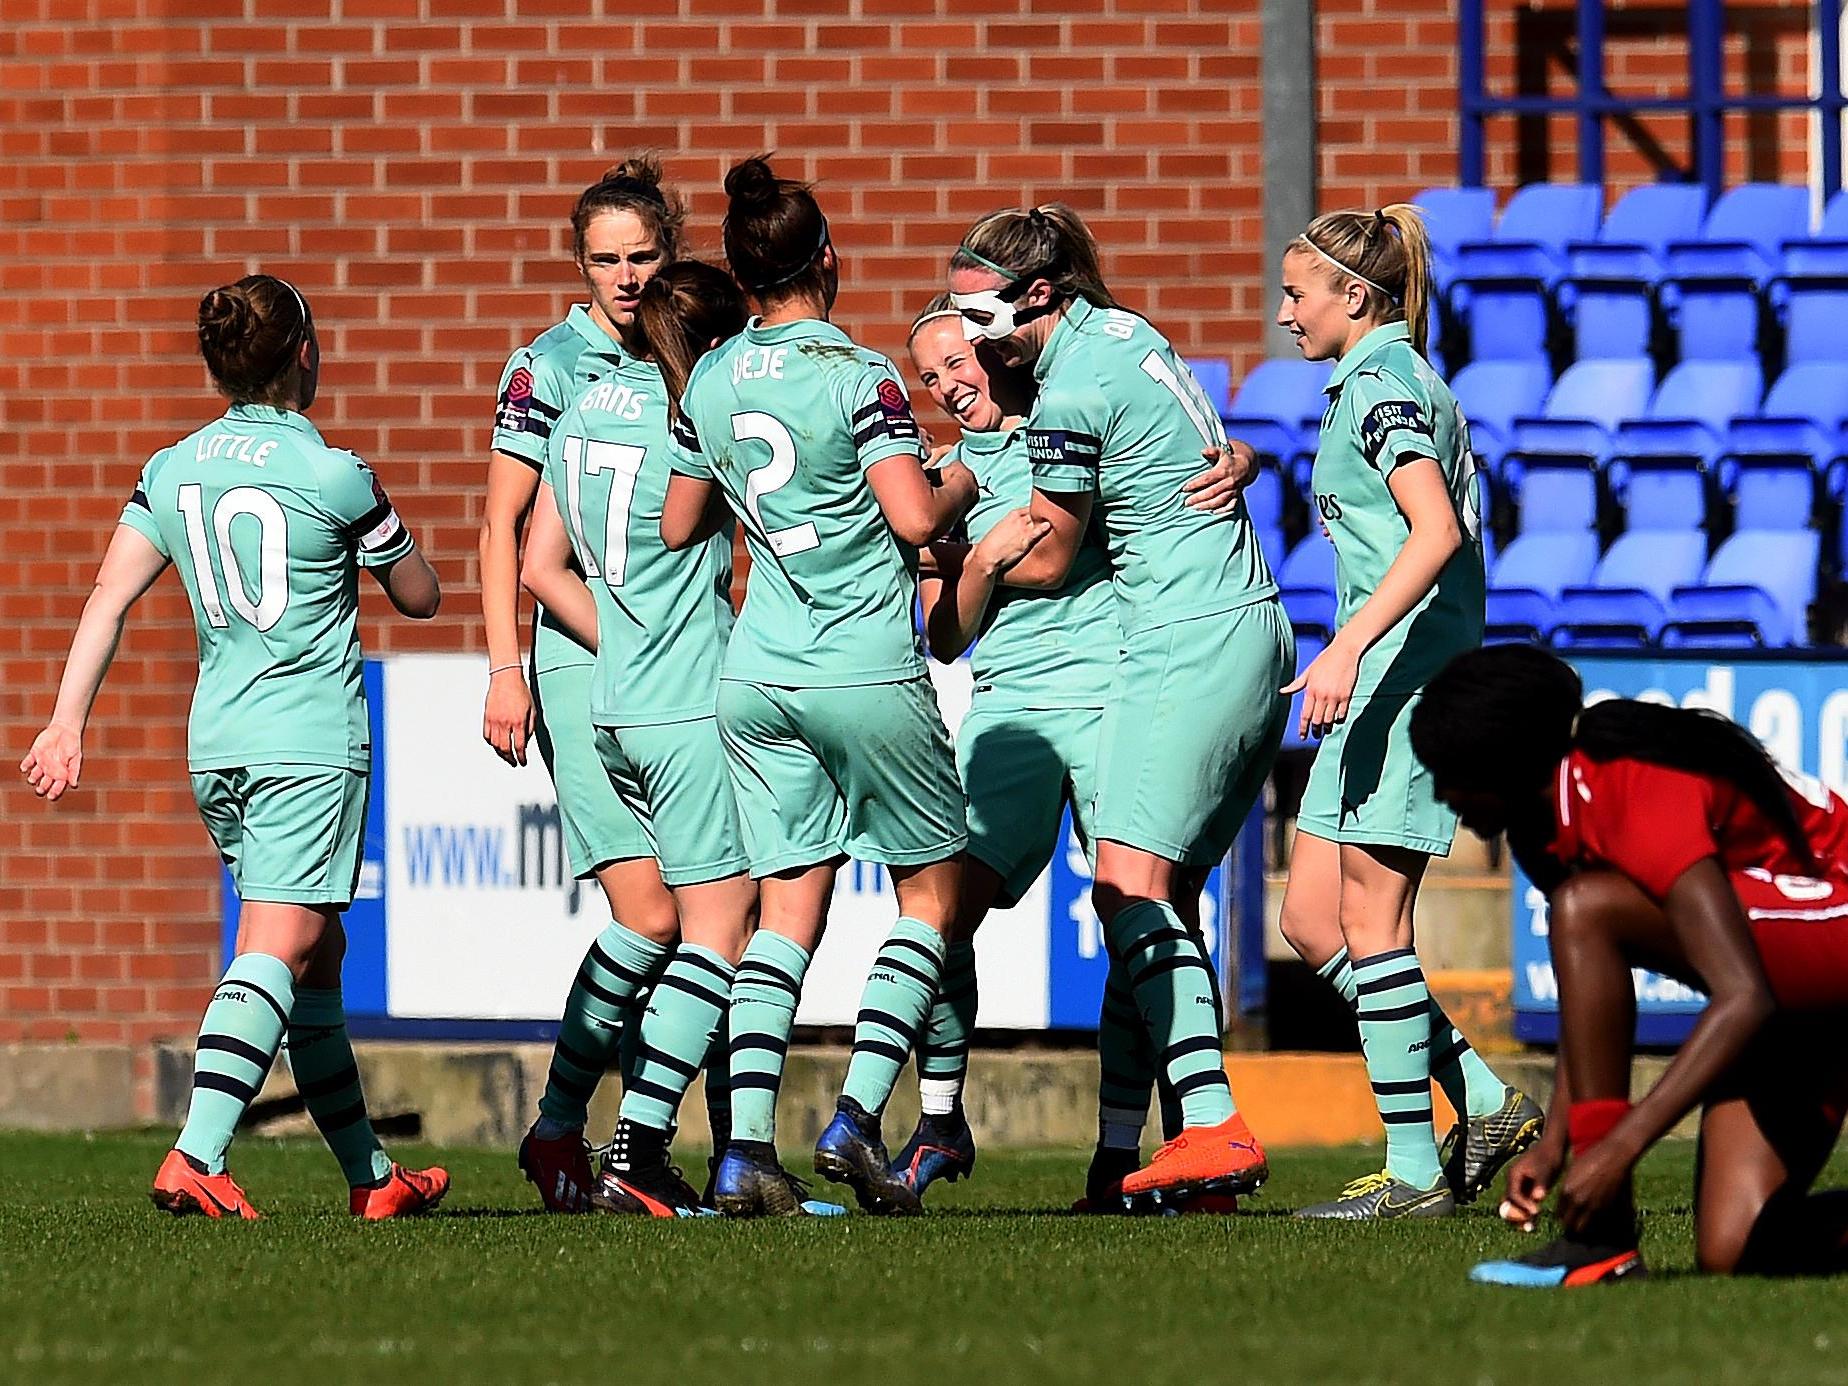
667;317;928;688
1025;298;1277;636
541;348;735;728
117;402;414;771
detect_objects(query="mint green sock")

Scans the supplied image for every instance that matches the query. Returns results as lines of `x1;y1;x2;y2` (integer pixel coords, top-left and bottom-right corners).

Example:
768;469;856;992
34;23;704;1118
729;931;811;1145
1323;945;1510;1122
842;917;946;1116
1107;900;1233;1129
1353;947;1443;1188
620;944;735;1133
284;987;392;1187
538;921;669;1129
917;939;977;1117
175;952;295;1174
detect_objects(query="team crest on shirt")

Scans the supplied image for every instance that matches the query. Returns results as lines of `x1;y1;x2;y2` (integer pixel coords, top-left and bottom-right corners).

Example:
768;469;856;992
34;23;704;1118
877;379;908;416
497;365;536;432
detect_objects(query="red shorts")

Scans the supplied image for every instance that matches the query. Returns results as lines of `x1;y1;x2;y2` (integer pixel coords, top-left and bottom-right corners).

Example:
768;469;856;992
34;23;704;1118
1734;867;1848;1011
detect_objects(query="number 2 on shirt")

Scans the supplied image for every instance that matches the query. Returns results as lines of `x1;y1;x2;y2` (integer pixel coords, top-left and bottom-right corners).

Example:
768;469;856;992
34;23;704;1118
732;411;820;557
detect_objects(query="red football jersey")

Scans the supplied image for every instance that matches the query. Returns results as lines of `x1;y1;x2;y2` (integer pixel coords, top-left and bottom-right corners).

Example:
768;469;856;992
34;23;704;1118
1542;750;1848;901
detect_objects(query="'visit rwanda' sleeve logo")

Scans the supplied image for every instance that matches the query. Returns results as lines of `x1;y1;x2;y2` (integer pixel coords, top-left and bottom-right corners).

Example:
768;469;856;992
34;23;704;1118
1359;399;1431;467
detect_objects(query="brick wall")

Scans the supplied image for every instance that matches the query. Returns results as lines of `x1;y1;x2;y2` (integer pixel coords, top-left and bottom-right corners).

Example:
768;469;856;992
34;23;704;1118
0;0;1820;1091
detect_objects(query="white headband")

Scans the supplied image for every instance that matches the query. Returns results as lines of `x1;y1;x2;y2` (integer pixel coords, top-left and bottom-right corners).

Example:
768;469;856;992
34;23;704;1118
274;276;308;329
1303;238;1400;305
909;308;963;334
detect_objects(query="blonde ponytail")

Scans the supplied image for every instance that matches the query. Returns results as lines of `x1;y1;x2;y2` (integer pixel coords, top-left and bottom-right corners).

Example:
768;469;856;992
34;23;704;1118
1295;203;1437;357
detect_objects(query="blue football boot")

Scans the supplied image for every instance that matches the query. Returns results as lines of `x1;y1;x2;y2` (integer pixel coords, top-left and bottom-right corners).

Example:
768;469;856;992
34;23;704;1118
1470;1234;1646;1287
713;1142;829;1218
892;1112;977;1200
813;1098;923;1215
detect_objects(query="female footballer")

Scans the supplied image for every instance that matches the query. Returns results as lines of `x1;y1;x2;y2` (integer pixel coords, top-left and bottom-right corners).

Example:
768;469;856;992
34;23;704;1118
1414;644;1848;1285
660;156;977;1217
948;206;1293;1204
898;301;1253;1212
481;159;702;1214
22;275;445;1219
1270;206;1538;1221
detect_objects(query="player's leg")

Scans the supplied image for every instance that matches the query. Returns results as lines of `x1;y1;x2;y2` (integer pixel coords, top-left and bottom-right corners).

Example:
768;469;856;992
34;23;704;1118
713;680;847;1216
596;719;757;1216
521;679;676;1212
154;768;336;1219
811;676;968;1214
1694;1025;1848;1275
1101;605;1291;1201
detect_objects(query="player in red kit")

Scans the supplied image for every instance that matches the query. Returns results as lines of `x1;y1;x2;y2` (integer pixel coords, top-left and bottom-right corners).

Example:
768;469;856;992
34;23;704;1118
1410;644;1848;1285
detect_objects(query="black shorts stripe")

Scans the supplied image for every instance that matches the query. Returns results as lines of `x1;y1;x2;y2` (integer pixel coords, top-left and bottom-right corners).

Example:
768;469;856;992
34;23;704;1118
1357;1001;1430;1024
198;1033;274;1071
296;1066;362;1102
313;1098;369;1133
192;1070;259;1104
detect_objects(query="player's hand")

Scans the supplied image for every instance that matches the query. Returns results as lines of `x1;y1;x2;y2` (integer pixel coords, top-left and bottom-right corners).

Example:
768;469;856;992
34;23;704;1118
1280;637;1362;739
1498;1139;1564;1232
482;667;534;768
973;508;1053;575
925;439;956;471
1183;439;1259;513
20;722;83;801
1554;1135;1637;1236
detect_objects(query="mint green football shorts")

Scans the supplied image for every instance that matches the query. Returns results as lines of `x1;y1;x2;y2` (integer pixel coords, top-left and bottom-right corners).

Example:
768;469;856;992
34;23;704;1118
716;675;968;877
1093;598;1294;866
1296;685;1459;856
531;661;654;879
593;718;750;887
191;764;369;907
958;700;1104;908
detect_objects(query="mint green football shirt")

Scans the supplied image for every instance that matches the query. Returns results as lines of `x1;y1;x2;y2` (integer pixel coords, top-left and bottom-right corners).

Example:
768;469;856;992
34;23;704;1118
954;424;1116;709
1311;321;1485;695
667;317;929;689
492;305;623;676
119;403;414;771
541;346;735;727
1026;298;1278;636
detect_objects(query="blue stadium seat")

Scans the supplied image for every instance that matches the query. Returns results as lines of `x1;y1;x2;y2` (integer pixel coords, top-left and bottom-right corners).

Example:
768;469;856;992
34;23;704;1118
1277;530;1336;639
1662;184;1812;360
1450;359;1552;474
1772;239;1848;364
1503;357;1655;530
1717;361;1848;529
1553;529;1707;647
1607;360;1762;529
1186;357;1232;417
1255;523;1287;579
1559;184;1709;360
1483;530;1600;641
1221;358;1332;468
1451;184;1603;361
1416;186;1497;291
1243;462;1286;534
1661;529;1819;647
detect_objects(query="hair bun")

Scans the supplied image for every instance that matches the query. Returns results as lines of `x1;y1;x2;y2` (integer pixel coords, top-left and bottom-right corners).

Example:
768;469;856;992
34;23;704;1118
604;153;663;190
723;155;782;214
197;287;258;353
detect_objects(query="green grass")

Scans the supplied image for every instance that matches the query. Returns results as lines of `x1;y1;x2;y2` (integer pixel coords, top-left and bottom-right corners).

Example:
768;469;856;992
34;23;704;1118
2;1132;1844;1386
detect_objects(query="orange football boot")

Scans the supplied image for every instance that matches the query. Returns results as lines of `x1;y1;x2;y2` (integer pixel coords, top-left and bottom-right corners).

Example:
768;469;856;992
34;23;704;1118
150;1148;260;1220
1118;1111;1269;1200
350;1162;450;1219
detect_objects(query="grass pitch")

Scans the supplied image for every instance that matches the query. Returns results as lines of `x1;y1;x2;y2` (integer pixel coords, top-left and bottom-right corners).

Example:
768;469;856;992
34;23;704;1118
2;1132;1844;1386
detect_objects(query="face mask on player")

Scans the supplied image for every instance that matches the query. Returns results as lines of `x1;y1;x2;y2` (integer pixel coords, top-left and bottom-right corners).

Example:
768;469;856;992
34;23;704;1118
950;288;1021;343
